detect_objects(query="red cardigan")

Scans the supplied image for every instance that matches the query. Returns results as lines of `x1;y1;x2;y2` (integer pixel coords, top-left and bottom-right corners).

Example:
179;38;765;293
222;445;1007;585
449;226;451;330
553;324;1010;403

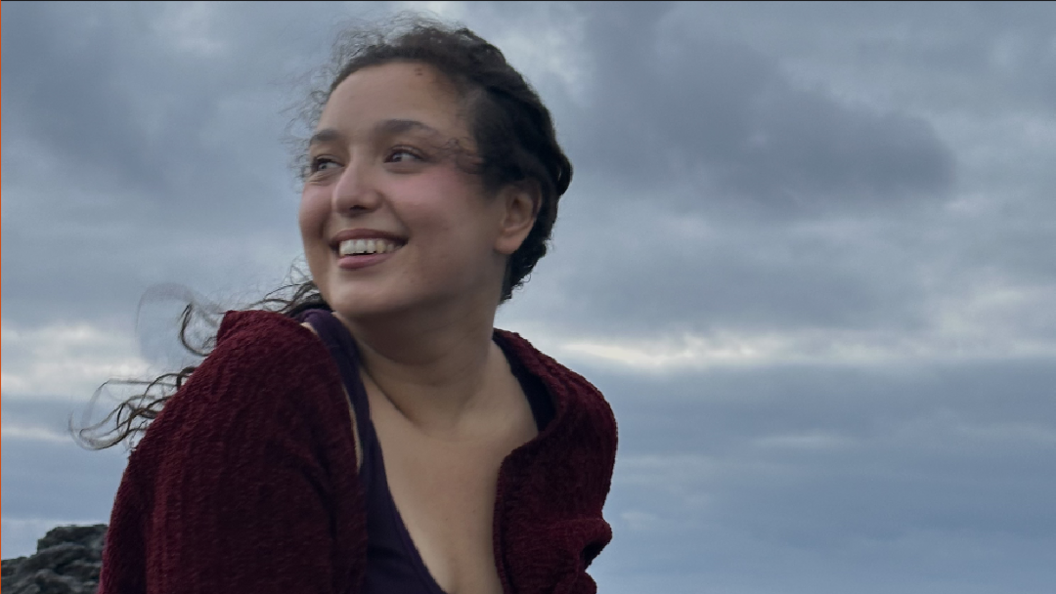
99;310;617;594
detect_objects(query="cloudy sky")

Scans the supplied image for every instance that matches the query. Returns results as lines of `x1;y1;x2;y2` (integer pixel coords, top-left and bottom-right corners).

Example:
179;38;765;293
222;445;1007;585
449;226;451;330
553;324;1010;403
4;1;1056;591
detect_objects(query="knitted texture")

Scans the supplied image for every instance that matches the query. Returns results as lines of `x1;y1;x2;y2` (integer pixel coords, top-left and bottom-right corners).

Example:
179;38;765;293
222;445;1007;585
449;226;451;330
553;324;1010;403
99;310;616;594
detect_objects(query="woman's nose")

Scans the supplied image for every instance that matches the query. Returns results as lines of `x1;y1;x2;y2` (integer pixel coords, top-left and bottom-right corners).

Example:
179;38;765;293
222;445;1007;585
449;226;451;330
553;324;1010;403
332;158;381;214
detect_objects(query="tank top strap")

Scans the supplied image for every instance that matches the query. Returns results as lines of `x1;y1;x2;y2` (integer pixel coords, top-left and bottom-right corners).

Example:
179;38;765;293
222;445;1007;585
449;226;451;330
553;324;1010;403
297;309;446;593
297;309;376;451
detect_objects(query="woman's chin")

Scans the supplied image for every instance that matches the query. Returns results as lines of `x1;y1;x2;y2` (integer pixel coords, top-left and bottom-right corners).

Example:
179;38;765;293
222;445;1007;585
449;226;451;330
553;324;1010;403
324;290;416;323
328;299;396;320
321;279;495;325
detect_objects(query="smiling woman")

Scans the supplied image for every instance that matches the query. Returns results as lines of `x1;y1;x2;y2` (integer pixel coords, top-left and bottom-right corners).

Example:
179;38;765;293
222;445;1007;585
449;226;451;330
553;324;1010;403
84;13;617;594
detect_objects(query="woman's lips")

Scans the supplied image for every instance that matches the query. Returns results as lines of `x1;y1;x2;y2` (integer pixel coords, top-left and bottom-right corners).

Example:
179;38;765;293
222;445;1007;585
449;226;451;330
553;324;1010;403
334;244;402;270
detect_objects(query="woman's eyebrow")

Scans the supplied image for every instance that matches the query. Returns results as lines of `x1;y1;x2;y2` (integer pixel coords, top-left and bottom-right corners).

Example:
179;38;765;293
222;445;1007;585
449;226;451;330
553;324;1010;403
308;128;343;148
375;118;444;139
308;119;443;148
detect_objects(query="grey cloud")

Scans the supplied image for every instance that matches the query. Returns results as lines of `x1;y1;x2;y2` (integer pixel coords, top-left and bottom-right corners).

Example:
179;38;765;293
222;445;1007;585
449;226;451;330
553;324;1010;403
598;357;1056;456
1;432;126;525
496;3;1056;340
590;358;1056;591
507;206;935;337
675;2;1056;115
1;1;322;218
560;2;955;214
1;2;387;327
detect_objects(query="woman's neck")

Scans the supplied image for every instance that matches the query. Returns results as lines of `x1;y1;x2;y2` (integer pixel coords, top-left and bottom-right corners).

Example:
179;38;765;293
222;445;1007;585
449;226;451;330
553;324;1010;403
333;297;507;435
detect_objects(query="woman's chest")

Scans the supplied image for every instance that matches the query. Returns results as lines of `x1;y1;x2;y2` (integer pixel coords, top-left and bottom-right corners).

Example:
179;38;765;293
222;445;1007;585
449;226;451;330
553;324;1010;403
370;400;538;594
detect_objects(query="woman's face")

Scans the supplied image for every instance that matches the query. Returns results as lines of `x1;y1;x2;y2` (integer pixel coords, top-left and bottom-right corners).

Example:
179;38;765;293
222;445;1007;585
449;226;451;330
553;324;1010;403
299;62;520;321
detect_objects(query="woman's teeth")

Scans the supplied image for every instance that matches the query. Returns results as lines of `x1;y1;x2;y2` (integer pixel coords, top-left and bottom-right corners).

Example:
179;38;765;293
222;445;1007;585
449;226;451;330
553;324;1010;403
338;238;401;256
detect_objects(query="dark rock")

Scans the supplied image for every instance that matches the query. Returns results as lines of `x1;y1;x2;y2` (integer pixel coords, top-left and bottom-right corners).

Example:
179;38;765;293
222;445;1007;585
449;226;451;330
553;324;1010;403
2;557;28;578
36;526;107;553
1;525;106;594
22;544;89;574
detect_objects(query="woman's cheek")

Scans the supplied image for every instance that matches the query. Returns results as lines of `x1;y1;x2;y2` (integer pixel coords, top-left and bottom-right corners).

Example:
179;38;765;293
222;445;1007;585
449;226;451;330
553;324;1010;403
298;188;328;236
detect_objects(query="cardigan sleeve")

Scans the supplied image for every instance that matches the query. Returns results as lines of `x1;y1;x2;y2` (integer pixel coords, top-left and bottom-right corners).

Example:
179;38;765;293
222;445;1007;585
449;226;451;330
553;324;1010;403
99;311;365;594
490;330;619;594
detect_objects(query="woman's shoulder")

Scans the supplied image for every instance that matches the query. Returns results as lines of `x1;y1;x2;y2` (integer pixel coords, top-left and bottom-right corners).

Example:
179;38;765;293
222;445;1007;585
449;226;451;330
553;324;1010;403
214;309;317;351
494;329;617;450
133;310;345;457
165;310;330;397
105;309;364;594
494;330;611;406
181;309;335;403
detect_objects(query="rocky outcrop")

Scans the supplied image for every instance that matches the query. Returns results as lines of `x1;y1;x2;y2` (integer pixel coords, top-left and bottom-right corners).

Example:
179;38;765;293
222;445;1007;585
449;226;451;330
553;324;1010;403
1;524;106;594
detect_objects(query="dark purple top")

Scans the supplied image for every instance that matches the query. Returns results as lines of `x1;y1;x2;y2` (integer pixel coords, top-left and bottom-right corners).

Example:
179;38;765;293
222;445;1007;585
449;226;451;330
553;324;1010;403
300;309;555;594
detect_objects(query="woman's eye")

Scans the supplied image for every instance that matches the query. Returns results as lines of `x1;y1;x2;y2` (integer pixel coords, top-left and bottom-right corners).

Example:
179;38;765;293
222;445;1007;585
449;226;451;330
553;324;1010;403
310;157;341;173
387;148;422;164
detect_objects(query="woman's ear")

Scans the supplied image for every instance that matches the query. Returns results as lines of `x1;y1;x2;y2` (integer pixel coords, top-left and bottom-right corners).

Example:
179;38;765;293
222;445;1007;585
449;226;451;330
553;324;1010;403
495;181;541;256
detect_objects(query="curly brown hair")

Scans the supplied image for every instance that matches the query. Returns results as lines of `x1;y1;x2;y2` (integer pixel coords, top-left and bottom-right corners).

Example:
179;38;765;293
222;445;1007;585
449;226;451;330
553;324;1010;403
76;13;572;451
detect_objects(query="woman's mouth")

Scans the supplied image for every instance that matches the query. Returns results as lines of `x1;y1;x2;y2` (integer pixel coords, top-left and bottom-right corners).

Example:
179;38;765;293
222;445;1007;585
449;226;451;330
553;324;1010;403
334;238;405;270
337;238;404;256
